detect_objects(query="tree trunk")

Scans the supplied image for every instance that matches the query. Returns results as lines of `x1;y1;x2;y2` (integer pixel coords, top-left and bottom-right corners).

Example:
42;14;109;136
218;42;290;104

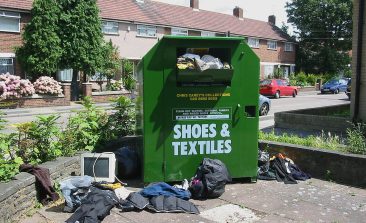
71;69;79;101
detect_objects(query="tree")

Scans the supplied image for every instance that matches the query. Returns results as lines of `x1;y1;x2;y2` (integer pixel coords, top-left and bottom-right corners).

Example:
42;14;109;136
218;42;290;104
100;40;121;89
286;0;353;74
16;0;62;79
58;0;104;101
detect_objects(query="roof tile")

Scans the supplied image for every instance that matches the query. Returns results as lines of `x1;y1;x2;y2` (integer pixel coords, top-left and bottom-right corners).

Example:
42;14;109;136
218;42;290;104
0;0;291;41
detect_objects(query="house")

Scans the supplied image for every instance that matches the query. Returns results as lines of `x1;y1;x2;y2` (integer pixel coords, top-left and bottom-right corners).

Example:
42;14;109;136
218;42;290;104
0;0;295;80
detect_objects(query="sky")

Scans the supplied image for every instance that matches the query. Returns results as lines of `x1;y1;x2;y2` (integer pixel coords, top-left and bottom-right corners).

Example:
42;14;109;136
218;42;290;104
153;0;293;34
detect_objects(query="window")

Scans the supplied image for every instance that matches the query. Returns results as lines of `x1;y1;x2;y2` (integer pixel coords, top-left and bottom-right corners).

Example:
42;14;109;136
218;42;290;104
0;11;20;32
57;69;73;82
0;58;14;74
171;27;188;36
201;31;215;37
264;65;274;77
89;72;107;81
102;21;118;34
137;25;157;37
285;42;293;52
247;38;259;48
267;40;277;50
276;79;284;86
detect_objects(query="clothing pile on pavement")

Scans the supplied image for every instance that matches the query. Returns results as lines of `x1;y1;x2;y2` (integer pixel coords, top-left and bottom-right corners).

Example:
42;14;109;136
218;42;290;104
59;158;231;223
257;151;311;184
177;53;231;72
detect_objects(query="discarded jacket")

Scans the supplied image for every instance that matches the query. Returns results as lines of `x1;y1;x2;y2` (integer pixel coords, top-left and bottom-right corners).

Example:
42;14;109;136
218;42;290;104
66;187;119;223
60;175;94;212
257;150;276;180
139;182;191;200
126;192;199;214
268;153;311;184
190;158;231;199
19;164;59;205
270;156;298;184
289;162;311;181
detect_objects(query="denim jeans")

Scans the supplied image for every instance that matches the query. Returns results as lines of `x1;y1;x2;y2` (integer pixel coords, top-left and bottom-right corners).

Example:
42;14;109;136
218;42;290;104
60;176;93;211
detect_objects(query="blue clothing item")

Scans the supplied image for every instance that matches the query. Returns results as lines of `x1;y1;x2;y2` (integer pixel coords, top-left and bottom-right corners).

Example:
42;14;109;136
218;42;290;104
139;182;191;200
60;175;94;211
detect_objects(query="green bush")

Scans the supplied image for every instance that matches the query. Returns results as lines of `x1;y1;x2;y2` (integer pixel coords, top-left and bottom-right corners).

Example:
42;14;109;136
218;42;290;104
346;123;366;155
0;96;137;182
321;73;337;83
0;132;21;182
99;95;136;144
16;115;62;164
0;111;22;182
122;59;136;91
296;72;307;83
306;74;317;86
61;96;108;153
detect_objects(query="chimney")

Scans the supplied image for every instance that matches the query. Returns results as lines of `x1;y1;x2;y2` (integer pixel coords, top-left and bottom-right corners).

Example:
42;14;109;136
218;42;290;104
233;7;243;20
268;15;276;25
190;0;199;11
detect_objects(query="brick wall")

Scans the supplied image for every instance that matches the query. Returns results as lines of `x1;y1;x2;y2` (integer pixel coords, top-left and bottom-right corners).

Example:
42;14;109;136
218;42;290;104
0;156;80;223
91;92;131;103
251;40;295;64
274;104;352;133
0;13;30;53
259;140;366;188
0;12;30;77
1;83;71;108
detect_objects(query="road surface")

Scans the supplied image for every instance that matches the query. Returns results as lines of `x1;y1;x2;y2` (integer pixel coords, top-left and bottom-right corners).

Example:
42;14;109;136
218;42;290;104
0;91;350;133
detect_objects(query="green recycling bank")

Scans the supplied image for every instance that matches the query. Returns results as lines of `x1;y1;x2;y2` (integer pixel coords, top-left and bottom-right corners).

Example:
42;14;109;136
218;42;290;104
137;36;259;183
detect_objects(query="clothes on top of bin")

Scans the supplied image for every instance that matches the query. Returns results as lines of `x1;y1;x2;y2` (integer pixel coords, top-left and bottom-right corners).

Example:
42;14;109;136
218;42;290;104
177;53;231;71
19;164;60;205
257;151;311;184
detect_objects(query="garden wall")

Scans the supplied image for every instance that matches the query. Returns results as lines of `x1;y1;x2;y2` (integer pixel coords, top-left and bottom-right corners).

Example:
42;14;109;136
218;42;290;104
1;83;71;109
0;156;80;223
274;104;352;133
259;140;366;188
0;83;131;109
92;91;131;103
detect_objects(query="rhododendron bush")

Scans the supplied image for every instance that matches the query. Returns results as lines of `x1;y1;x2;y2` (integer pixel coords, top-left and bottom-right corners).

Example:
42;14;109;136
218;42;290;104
33;76;63;95
0;73;35;99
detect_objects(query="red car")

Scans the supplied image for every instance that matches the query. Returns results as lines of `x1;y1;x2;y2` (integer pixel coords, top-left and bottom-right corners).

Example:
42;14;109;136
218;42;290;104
260;79;298;99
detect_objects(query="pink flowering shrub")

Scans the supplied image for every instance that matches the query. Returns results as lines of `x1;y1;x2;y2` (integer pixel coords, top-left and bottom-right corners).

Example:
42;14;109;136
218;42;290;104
33;76;63;95
0;73;35;99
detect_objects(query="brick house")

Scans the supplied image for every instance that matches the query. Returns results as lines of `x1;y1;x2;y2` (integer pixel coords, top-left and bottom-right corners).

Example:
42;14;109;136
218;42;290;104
0;0;295;80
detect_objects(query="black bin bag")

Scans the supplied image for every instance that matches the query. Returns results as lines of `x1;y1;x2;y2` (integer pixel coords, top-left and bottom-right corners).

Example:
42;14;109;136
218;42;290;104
190;158;232;199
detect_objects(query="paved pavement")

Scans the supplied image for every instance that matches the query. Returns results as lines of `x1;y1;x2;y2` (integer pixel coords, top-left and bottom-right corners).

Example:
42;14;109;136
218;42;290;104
21;178;366;223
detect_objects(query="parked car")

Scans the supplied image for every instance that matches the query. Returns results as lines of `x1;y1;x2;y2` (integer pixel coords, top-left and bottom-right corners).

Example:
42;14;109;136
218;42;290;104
259;94;271;116
346;79;351;100
320;78;349;94
260;79;298;99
